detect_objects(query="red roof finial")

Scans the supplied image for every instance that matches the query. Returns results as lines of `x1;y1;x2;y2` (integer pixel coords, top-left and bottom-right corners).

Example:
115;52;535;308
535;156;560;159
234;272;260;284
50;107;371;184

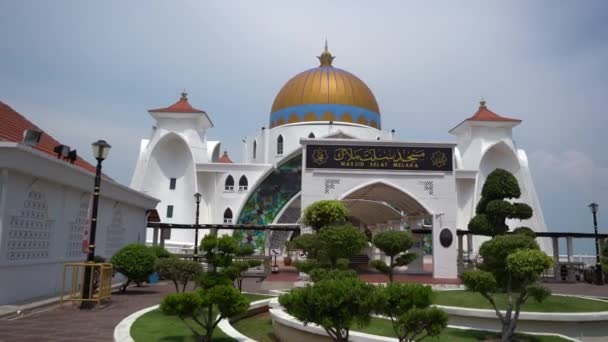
149;91;206;114
468;99;520;123
218;150;234;163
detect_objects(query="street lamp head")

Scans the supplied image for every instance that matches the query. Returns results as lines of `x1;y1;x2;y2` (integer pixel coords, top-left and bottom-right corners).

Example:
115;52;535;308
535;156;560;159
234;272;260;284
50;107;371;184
91;140;111;161
194;192;202;204
589;203;599;214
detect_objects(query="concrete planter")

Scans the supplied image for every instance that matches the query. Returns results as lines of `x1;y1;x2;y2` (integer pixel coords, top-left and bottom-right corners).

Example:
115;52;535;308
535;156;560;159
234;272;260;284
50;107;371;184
438;305;607;342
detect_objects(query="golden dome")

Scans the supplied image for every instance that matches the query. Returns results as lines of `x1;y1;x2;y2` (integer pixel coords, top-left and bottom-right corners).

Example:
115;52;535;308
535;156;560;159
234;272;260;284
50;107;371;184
270;43;380;129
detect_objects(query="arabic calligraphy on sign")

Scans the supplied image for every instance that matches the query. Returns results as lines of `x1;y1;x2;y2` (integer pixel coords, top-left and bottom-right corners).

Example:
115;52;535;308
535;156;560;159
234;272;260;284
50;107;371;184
305;144;453;172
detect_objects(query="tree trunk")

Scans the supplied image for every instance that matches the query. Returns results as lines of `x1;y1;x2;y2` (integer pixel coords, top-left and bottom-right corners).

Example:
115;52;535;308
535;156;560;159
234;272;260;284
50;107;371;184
120;280;131;293
500;322;512;342
389;256;394;283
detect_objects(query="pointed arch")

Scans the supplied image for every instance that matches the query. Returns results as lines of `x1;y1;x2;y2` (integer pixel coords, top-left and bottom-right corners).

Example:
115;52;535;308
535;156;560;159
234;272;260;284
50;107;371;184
239;175;248;191
223;207;233;224
277;134;284;155
225;174;235;191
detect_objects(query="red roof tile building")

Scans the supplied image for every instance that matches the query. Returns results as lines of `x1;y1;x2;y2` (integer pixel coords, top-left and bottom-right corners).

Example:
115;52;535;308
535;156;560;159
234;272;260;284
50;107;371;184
0;101;158;305
0;101;98;174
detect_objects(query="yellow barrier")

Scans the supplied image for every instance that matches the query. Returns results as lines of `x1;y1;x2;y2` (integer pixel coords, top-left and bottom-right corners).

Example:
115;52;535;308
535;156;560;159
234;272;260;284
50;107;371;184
61;262;113;307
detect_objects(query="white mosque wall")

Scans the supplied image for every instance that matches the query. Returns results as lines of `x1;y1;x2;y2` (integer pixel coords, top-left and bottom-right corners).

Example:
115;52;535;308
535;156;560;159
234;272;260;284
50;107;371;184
138;133;198;245
0;143;157;304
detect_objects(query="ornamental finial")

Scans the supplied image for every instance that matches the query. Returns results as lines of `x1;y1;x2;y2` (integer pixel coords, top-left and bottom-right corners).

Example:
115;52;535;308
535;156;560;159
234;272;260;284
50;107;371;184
181;89;188;101
479;97;486;108
317;39;335;67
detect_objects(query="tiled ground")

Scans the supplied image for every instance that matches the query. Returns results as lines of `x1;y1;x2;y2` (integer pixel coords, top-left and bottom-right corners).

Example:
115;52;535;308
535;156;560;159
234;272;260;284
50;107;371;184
0;279;266;342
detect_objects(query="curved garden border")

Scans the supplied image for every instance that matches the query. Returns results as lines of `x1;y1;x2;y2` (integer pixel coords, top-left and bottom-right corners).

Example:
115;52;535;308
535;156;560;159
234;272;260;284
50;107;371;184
115;295;607;342
113;297;276;342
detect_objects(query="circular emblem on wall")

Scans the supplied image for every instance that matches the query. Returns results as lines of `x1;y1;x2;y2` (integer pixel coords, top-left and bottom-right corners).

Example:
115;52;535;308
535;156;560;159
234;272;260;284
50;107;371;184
431;151;448;168
439;228;453;248
311;148;329;166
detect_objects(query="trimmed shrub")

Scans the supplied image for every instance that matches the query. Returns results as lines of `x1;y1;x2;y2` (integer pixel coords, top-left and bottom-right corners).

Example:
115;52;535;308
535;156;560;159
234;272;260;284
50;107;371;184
302;200;348;232
374;283;447;342
280;277;376;342
369;230;417;282
161;285;248;342
148;245;172;259
155;258;202;292
111;243;157;292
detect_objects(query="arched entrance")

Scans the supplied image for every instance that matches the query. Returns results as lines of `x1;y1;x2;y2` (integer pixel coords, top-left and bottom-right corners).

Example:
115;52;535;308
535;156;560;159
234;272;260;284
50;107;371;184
340;181;433;274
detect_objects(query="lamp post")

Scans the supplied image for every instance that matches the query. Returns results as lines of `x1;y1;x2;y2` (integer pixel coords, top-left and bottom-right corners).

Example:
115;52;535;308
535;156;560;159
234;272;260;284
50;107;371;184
81;140;111;309
194;193;202;260
589;203;604;285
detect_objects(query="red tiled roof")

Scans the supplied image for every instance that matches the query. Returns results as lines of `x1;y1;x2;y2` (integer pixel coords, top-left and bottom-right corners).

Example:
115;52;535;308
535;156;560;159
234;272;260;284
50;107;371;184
468;101;521;122
217;151;233;163
149;92;206;114
0;101;98;174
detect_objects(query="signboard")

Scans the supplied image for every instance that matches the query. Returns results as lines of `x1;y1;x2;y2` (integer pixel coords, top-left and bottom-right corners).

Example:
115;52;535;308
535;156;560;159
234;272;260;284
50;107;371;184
305;144;453;171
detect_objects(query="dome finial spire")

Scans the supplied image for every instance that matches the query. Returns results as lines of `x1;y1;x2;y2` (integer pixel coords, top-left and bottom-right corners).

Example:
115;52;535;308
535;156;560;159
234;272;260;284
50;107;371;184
181;89;188;101
317;38;335;67
479;97;486;108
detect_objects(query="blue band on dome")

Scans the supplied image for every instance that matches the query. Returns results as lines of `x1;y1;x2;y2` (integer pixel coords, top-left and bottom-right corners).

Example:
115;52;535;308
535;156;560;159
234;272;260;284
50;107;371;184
270;104;381;129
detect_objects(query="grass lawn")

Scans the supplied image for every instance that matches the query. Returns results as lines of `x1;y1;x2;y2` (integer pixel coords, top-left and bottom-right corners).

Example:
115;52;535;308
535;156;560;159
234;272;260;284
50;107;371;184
232;311;278;342
433;291;608;312
130;293;274;342
360;317;569;341
234;313;570;342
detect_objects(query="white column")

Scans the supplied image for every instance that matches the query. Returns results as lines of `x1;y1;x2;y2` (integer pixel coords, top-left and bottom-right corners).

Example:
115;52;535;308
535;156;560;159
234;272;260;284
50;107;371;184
552;237;560;280
566;237;573;263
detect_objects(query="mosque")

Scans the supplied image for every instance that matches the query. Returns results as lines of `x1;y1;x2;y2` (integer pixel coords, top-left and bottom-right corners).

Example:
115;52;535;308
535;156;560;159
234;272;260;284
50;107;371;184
130;43;548;279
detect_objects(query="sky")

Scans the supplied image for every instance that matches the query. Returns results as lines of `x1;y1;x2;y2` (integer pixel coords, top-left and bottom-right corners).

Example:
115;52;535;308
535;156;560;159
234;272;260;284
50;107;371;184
1;1;607;253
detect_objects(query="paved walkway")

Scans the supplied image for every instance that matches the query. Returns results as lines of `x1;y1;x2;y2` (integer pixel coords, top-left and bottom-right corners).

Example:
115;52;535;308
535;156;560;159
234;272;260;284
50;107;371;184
0;279;265;342
545;282;608;298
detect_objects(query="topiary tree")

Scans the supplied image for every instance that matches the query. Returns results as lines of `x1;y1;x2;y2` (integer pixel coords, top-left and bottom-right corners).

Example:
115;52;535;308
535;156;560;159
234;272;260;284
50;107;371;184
302;200;348;232
155;258;202;293
286;233;319;259
369;230;417;282
462;234;553;342
223;244;261;292
469;168;533;236
148;245;173;259
161;285;248;342
110;243;157;292
316;224;368;268
279;276;376;342
374;283;447;342
199;234;239;272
